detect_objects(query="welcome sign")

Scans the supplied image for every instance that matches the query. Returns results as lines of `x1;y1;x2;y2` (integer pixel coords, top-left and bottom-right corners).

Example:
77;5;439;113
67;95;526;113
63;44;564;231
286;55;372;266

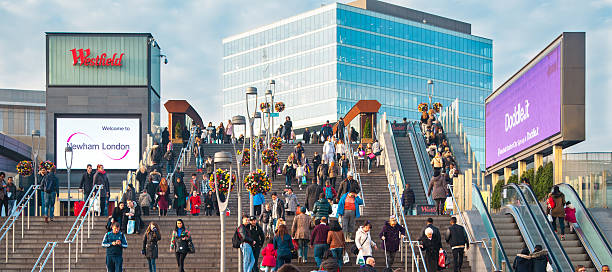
485;45;561;168
56;117;140;170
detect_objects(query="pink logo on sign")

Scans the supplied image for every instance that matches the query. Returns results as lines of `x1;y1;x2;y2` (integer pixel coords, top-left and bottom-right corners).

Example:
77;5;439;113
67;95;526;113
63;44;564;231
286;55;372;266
67;132;130;160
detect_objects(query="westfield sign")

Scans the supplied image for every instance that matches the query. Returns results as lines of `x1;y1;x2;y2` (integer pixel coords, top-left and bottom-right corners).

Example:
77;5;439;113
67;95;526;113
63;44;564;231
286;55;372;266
70;48;124;67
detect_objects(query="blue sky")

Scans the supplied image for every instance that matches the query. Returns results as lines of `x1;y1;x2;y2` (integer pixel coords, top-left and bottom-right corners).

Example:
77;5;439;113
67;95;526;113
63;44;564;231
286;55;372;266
0;0;610;153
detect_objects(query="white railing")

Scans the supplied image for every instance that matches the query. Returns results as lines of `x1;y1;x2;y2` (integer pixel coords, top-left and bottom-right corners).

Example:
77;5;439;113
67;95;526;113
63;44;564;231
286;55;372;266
343;126;365;207
166;126;197;183
63;184;102;272
31;241;57;272
0;184;39;262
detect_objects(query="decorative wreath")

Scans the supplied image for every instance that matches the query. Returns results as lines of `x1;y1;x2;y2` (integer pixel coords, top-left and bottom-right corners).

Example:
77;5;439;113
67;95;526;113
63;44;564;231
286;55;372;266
16;161;33;176
433;102;443;113
208;168;236;194
39;160;55;171
274;102;285;112
418;103;429;113
270;137;283;150
262;148;279;165
260;102;270;111
237;148;250;166
252;138;265;150
243;169;272;195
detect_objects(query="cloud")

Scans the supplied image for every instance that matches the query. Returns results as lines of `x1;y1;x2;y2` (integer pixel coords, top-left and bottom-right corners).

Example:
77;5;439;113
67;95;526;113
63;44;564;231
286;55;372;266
1;0;610;152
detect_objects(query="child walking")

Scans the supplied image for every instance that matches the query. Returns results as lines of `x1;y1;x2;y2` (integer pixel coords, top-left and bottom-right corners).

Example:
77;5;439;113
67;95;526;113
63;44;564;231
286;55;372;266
189;191;200;216
260;238;277;272
565;201;577;233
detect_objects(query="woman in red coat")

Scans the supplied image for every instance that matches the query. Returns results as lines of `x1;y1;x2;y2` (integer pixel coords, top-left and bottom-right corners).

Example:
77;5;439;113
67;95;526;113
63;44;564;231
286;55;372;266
189;191;201;216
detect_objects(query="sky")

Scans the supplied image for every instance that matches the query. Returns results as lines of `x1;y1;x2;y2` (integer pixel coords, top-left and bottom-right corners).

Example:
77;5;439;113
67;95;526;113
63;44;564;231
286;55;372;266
0;0;611;153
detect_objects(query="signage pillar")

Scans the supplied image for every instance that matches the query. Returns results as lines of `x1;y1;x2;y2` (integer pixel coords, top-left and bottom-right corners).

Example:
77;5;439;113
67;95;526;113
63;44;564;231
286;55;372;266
503;168;512;184
534;154;544;174
553;145;563;185
517;161;527;180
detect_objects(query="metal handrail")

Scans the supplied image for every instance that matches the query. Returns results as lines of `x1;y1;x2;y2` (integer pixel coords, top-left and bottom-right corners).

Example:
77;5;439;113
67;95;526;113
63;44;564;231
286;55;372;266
63;184;102;272
387;121;407;188
447;184;499;271
344;126;365;207
166;126;197;183
31;241;57;272
407;122;434;205
0;184;39;262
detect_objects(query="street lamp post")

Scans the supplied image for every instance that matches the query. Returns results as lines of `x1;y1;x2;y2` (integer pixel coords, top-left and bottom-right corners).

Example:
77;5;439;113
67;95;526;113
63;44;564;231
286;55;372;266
245;87;258;216
31;130;40;216
65;146;73;215
231;115;246;272
213;151;233;272
268;80;275;136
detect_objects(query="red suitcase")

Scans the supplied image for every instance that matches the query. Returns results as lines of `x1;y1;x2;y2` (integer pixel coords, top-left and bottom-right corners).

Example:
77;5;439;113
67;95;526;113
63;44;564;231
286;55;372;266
74;201;86;216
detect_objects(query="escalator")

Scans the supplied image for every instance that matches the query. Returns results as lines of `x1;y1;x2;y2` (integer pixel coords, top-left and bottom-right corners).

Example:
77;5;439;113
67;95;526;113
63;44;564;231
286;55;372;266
405;121;434;204
558;183;612;271
501;183;577;271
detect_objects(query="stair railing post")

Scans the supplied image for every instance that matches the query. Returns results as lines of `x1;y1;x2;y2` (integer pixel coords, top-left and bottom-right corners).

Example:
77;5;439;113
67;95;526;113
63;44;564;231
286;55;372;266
75;231;78;263
68;242;71;272
5;229;7;262
12;224;14;252
80;225;83;252
21;206;24;238
53;246;55;272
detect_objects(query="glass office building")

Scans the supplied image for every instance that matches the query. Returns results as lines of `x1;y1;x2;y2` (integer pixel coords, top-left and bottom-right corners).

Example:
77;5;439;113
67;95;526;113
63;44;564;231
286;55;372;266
222;0;492;162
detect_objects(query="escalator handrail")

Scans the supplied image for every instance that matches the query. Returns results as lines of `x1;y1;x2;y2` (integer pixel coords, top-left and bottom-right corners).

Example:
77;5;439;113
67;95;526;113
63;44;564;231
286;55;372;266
411;121;434;179
558;183;612;270
504;183;574;271
406;122;434;205
387;121;407;190
472;183;512;271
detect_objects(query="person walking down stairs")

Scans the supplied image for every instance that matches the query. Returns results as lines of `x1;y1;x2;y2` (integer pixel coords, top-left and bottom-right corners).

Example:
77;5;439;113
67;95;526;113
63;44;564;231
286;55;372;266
102;222;128;272
142;222;161;272
170;219;192;272
379;215;406;268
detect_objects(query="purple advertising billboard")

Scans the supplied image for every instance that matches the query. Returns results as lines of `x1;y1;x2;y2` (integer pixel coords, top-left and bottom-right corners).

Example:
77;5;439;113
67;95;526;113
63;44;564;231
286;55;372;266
485;45;561;168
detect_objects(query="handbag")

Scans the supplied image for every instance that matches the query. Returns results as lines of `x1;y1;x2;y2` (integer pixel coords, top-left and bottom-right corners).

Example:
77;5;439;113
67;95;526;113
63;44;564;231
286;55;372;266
127;220;135;235
367;153;376;159
350;237;367;255
188;239;196;253
290;239;298;259
438;249;446;268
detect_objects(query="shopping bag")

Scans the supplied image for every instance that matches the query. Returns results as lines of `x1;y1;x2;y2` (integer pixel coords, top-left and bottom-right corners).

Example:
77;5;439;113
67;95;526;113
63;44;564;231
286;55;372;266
301;175;307;185
438;249;446;268
445;197;454;210
547;214;553;222
343;251;350;264
330;204;338;218
74;201;86;216
127;220;135;234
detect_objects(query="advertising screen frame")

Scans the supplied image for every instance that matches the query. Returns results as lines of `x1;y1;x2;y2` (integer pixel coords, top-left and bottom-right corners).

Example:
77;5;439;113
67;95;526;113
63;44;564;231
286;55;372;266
54;114;142;171
485;32;585;174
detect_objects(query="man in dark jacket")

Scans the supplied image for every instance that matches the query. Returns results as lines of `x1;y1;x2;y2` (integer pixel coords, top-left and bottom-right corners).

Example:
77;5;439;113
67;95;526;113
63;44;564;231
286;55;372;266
121;184;137;203
41;167;59;223
270;192;285;227
402;184;416;215
93;164;111;216
379;216;406;267
312;152;322;177
303;128;311;144
421;218;441;246
102;222;128;272
531;245;549;271
247;216;265;272
312;194;332;219
305;180;323;211
513;247;532;272
283;117;293;143
336;173;360;203
446;217;469;272
238;216;255;272
79;164;95;198
336;117;345;141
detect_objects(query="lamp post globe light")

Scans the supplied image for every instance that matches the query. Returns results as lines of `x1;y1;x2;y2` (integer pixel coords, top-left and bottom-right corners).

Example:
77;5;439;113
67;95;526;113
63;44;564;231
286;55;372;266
245;87;258;216
213;151;233;272
65;146;73;215
31;130;40;216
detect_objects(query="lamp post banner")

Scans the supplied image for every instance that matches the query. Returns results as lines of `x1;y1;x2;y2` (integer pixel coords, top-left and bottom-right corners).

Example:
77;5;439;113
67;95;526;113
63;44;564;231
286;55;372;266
485;45;561;169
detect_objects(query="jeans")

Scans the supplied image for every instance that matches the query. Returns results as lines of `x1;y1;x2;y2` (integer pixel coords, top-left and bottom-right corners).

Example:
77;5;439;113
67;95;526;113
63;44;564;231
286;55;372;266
196;156;203;169
342;210;357;237
404;203;414;215
241;243;255;272
386;250;397;267
166;159;175;175
0;198;9;217
175;252;187;272
330;248;344;268
275;255;291;270
452;248;464;272
551;216;565;235
368;157;374;171
42;191;56;218
297;239;309;261
106;255;123;272
285;175;292;187
8;200;15;215
147;257;156;272
341;166;348;180
314;244;330;267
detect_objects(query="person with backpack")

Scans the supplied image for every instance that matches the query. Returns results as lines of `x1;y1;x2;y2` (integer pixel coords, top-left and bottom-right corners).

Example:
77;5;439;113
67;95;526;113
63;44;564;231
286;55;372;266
234;216;255;272
324;180;337;202
445;217;468;272
41;167;59;223
313;193;333;220
102;222;128;272
247;216;265;271
170;219;192;272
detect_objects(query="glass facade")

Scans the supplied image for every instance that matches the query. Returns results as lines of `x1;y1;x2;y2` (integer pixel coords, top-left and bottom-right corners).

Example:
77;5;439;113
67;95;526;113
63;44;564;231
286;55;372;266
222;3;492;162
0;89;46;136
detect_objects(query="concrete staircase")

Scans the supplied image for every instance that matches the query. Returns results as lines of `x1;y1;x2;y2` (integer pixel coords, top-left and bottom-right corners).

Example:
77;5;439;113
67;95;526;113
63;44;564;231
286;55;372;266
394;136;428;205
491;214;526;266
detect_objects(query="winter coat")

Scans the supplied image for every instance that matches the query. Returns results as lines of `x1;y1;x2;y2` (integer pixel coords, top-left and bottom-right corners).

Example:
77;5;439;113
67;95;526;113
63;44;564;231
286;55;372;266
93;171;111;197
79;171;95;196
427;173;448;200
402;188;416;206
513;248;533;272
170;228;191;253
135;170;148;191
328;164;338;178
138;193;152;208
327;230;345;249
253;193;265;206
121;188;136;203
337;193;363;218
189;195;201;214
310;223;330;246
284;193;299;212
317;163;329;182
260;244;277;267
248;223;265;249
337;178;360;201
305;183;323;211
142;229;161;259
313;198;333;219
273;234;294;257
355;226;376;259
271;199;285;220
565;206;576;223
121;204;141;231
157;189;169;210
550;192;566;218
174;181;187;207
531;250;549;271
259;209;272;224
379;221;406;252
291;213;312;240
445;224;468;249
